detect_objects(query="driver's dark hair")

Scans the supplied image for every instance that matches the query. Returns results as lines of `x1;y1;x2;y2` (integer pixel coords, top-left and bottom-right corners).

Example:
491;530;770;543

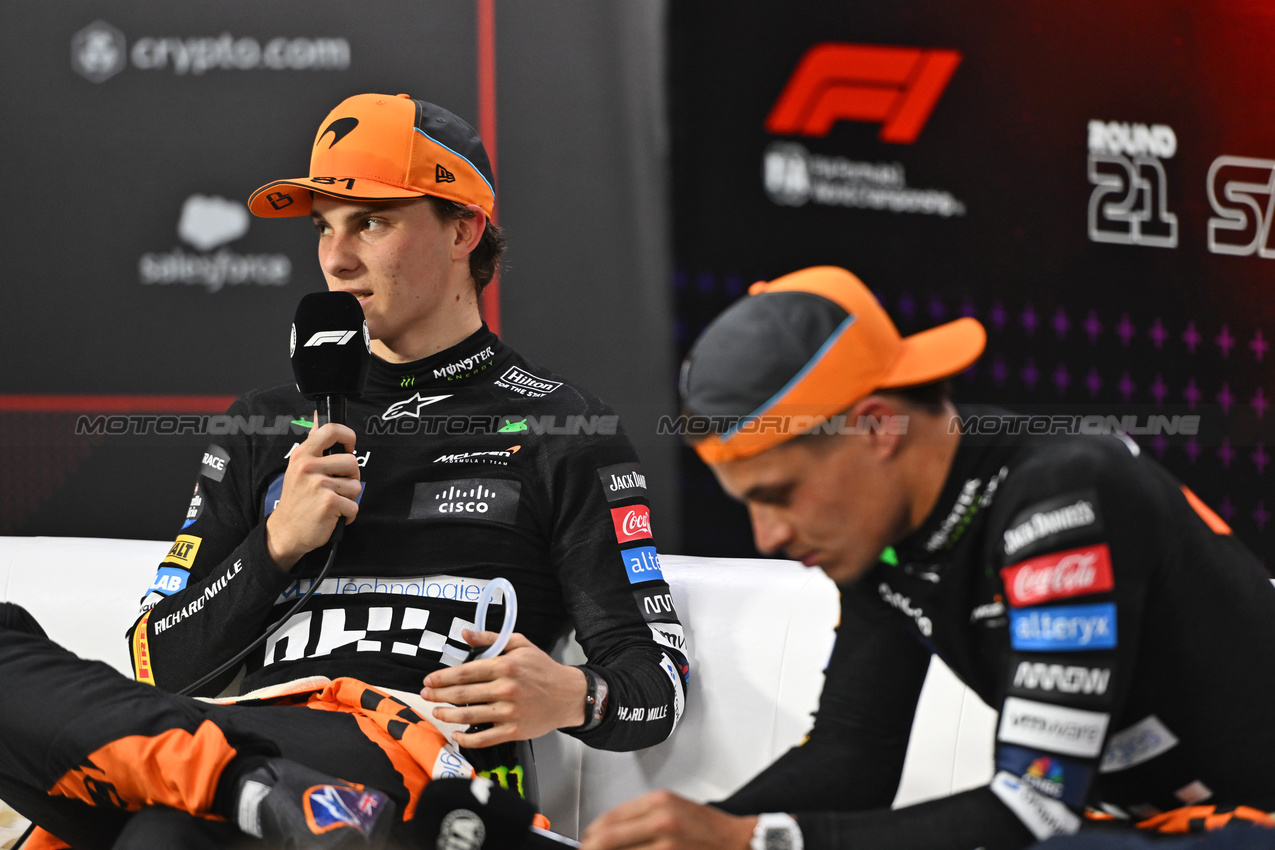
426;196;506;294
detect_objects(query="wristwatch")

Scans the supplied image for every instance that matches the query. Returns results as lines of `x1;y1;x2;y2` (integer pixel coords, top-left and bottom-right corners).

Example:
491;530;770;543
577;667;609;732
749;813;803;850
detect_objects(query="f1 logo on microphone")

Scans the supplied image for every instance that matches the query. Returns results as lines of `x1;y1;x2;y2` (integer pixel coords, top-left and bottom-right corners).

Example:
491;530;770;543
304;330;357;347
766;43;961;143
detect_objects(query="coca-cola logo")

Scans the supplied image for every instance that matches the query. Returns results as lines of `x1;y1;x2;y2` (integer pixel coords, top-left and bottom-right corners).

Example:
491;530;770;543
611;504;653;543
1001;544;1114;608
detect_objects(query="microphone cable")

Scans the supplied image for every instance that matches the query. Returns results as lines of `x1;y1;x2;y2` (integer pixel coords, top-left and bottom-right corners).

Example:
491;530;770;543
176;524;343;698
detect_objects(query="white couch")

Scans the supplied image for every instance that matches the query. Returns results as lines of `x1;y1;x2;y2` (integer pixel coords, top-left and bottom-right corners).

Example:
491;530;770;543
0;537;997;841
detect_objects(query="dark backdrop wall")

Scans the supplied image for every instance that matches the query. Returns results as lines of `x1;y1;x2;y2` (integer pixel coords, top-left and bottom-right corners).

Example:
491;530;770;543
0;1;680;546
670;0;1273;565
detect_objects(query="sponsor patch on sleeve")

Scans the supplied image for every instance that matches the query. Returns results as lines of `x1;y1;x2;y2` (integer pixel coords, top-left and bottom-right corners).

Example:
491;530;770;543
1001;544;1114;607
1099;715;1179;773
132;610;155;685
990;771;1081;840
181;483;204;530
1002;490;1102;560
200;444;231;482
611;504;653;543
658;652;685;726
997;696;1110;758
633;587;679;623
996;744;1094;808
621;545;664;584
161;534;202;569
648;622;686;653
148;565;190;595
598;462;648;502
1009;602;1117;651
1006;652;1115;709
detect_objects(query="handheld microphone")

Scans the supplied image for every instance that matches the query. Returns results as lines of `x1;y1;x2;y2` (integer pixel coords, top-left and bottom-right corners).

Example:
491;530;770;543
290;291;371;436
415;778;580;849
177;292;370;697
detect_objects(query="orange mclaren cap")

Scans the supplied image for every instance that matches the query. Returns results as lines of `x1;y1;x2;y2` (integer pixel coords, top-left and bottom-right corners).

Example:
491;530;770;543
680;266;986;463
248;93;495;218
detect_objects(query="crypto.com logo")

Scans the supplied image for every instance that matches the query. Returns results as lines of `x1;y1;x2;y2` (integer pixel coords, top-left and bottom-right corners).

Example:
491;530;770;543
766;43;961;143
72;21;127;83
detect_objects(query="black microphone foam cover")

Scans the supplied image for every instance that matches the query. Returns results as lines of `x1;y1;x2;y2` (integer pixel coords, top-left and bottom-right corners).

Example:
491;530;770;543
412;777;537;850
290;291;371;400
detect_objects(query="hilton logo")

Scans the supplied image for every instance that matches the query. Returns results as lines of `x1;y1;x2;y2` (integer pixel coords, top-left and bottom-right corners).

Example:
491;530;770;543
495;365;562;398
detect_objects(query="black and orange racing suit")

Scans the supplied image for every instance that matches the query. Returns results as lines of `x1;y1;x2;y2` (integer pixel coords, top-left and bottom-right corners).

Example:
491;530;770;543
719;405;1275;849
0;325;687;846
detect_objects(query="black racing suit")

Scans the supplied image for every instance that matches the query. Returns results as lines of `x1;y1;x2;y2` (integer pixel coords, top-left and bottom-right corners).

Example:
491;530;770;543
126;324;688;752
0;327;689;848
720;405;1275;849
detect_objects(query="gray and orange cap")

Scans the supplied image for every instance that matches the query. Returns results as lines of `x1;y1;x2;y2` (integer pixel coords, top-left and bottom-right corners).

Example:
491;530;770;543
248;93;495;218
680;266;986;463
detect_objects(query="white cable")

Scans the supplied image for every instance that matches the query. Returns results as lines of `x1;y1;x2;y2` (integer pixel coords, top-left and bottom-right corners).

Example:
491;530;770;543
473;577;517;660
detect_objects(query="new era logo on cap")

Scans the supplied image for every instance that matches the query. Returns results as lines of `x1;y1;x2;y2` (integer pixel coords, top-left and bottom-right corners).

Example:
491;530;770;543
436;164;455;183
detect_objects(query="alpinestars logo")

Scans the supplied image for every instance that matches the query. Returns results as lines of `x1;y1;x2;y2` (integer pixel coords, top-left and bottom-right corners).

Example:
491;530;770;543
763;43;965;217
139;195;290;292
1087;120;1179;248
766;43;961;143
381;393;451;420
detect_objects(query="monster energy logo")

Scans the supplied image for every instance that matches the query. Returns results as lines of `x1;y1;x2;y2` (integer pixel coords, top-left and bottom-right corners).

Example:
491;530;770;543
479;765;526;798
401;375;415;388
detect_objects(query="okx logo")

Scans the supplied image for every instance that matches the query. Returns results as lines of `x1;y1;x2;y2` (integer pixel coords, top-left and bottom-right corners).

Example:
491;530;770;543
1087;120;1179;248
766;43;961;143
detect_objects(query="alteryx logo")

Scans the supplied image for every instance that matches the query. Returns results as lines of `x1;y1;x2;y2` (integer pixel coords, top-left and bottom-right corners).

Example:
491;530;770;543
623;546;664;585
1010;603;1117;652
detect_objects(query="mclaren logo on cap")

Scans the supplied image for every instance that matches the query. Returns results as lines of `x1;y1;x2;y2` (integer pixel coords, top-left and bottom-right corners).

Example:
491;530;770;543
436;164;456;183
318;116;359;148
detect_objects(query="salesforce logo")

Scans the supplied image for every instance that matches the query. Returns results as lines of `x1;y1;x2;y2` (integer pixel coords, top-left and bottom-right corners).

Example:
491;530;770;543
138;195;291;292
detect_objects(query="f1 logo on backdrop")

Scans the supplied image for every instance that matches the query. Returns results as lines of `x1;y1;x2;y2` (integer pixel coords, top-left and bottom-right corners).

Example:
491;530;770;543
766;43;962;143
1207;156;1275;258
1086;120;1179;248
